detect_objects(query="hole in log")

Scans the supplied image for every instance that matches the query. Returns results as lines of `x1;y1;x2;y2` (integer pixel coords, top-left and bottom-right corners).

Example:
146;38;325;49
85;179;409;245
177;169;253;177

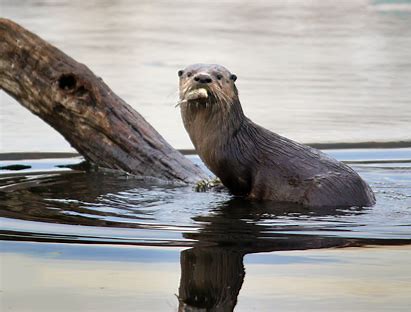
58;74;76;90
76;86;88;97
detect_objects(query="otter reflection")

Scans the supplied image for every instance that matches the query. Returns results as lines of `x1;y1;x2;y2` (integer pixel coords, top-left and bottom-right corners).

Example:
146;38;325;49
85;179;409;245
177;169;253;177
177;198;406;312
178;247;245;312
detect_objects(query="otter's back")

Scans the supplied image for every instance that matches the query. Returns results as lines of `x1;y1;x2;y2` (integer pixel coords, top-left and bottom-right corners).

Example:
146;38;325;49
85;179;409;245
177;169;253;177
232;120;375;207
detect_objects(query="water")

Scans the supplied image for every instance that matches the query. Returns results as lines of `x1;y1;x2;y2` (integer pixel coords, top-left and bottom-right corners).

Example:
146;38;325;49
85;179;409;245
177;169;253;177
1;242;409;312
1;0;411;152
0;150;411;311
1;151;411;245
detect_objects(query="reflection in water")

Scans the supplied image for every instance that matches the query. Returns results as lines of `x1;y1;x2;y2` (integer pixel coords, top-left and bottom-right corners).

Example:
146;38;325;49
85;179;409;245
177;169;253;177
1;240;410;312
178;199;410;311
179;247;245;312
0;157;410;311
0;172;174;227
0;156;410;244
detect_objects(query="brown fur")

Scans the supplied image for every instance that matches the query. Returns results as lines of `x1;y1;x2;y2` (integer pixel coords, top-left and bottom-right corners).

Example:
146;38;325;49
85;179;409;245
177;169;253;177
179;64;376;207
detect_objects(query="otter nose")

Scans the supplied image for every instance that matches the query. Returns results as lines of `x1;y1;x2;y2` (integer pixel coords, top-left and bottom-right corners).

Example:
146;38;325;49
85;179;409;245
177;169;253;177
193;73;212;84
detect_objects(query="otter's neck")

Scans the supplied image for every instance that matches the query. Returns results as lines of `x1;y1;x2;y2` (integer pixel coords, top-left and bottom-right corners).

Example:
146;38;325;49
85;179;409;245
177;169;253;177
181;98;245;156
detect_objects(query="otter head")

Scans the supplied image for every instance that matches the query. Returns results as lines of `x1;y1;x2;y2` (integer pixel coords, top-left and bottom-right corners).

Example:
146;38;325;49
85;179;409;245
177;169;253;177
178;64;244;152
178;64;238;109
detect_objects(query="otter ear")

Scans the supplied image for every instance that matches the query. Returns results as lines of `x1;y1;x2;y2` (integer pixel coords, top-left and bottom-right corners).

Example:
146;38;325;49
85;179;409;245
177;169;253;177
178;70;184;77
230;74;237;82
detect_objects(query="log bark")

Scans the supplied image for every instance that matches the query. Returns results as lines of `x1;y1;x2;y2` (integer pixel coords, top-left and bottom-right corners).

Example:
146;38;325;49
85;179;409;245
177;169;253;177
0;18;206;183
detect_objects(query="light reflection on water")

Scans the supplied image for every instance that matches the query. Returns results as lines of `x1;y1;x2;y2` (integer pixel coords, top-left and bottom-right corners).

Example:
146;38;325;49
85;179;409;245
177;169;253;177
1;0;411;152
1;242;409;312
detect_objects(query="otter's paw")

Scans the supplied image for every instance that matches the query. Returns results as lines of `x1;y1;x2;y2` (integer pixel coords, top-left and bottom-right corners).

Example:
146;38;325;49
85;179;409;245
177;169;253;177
194;178;223;192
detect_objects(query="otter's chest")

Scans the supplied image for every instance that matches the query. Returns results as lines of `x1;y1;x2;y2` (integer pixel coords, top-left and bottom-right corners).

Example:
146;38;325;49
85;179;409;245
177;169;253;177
200;146;252;196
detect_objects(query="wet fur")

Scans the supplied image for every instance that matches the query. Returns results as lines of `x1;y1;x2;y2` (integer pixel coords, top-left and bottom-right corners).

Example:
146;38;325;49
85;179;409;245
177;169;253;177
179;64;376;207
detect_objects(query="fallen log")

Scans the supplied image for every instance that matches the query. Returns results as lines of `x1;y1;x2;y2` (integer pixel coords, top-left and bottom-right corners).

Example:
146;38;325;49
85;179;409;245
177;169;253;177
0;18;206;183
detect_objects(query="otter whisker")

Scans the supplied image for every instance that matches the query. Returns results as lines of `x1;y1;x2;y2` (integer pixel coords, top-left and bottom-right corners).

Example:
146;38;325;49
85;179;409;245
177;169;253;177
175;100;186;108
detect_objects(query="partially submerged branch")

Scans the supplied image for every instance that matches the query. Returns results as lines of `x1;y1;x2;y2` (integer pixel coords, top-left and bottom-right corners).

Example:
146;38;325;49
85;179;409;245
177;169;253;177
0;18;207;183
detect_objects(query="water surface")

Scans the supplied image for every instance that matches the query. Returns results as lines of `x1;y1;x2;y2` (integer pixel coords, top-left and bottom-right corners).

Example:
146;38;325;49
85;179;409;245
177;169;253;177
1;149;411;311
1;0;411;151
1;242;410;312
1;150;410;245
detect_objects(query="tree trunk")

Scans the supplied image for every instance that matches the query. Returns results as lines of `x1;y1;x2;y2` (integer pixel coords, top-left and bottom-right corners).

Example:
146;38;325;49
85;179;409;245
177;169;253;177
0;18;206;183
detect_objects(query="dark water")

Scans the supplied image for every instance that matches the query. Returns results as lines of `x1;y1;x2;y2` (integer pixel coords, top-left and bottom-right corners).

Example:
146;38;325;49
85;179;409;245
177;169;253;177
1;0;411;152
1;150;411;311
1;151;411;246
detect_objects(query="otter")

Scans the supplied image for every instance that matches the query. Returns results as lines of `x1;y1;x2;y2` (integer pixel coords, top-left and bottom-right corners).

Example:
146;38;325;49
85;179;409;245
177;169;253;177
178;64;375;207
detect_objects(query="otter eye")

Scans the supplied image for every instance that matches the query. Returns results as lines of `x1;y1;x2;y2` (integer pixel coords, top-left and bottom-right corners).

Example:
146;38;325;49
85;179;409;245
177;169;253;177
187;72;193;77
216;74;223;80
178;70;184;77
230;74;237;82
